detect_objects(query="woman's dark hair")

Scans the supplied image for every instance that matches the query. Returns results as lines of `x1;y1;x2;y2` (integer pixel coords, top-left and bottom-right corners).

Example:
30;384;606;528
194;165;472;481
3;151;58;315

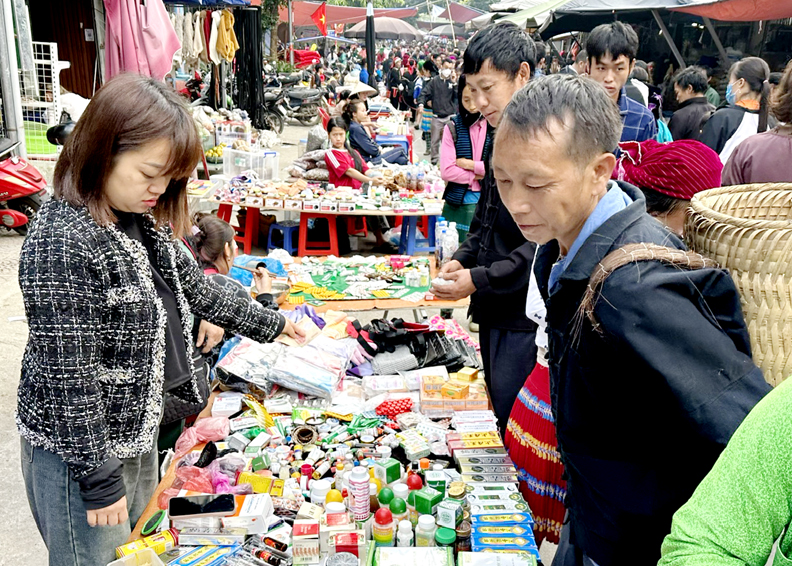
729;56;771;132
586;21;639;64
327;116;364;172
54;73;201;238
457;75;481;127
192;212;235;266
343;100;366;124
641;188;688;217
673;66;709;94
463;23;536;79
771;60;792;124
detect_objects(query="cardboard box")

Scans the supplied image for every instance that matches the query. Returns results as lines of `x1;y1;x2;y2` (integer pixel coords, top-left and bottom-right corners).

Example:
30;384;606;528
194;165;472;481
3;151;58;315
320;200;339;213
303;200;321;211
422;375;446;393
245;431;272;457
320;514;355;554
413;486;442;515
293;520;321;564
265;198;284;209
237;472;273;494
338;202;356;213
166;545;238;566
329;530;367;558
177;527;247;546
425;470;447;496
436;500;463;529
221;493;273;534
252;454;271;472
441;381;469;399
456;367;480;382
297;502;324;521
373;458;402;485
285;199;303;210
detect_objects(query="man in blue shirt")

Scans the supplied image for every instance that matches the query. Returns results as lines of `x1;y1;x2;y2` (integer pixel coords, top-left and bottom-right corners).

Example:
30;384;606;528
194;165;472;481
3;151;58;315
587;22;657;142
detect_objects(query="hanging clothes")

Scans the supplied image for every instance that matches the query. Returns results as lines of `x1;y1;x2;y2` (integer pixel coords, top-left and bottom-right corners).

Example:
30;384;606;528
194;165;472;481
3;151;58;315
196;11;209;64
233;8;266;129
182;12;196;71
209;10;222;65
170;12;184;66
217;9;240;63
105;0;181;81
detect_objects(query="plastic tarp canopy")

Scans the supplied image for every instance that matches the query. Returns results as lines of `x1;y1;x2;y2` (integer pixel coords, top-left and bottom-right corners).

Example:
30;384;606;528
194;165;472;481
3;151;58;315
490;0;557;12
279;1;418;27
671;0;792;21
436;2;484;23
467;0;571;30
162;0;250;4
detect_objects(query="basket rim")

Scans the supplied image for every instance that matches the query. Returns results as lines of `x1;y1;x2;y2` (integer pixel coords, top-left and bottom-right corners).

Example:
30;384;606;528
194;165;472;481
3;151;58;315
689;183;792;231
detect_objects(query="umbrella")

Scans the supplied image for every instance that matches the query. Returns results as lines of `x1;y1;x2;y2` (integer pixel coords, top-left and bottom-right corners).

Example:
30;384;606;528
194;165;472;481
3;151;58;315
429;24;465;36
346;16;424;40
336;80;378;96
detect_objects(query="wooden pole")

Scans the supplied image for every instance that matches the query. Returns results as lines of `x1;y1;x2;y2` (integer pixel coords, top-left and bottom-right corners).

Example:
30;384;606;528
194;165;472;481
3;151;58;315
702;16;728;66
651;10;685;70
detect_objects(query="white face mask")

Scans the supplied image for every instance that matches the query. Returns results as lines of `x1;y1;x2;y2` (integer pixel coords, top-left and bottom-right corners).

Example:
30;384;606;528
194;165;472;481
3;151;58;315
441;68;452;79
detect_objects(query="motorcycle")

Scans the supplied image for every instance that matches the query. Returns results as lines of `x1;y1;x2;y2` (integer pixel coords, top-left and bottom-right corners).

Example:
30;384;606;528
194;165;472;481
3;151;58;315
262;88;286;135
0;139;49;236
264;75;327;127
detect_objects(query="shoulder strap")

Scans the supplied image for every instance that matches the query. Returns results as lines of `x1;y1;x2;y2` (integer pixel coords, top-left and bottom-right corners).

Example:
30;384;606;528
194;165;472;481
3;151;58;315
696;109;716;140
576;243;717;333
447;119;457;144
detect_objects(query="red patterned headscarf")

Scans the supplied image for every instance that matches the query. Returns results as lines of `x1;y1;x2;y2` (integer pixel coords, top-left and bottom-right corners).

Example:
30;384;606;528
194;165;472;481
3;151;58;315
613;139;723;200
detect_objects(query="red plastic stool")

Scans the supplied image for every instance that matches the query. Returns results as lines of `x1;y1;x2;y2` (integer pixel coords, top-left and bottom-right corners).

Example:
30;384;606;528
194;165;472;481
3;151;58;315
298;212;340;256
217;203;259;254
347;216;368;237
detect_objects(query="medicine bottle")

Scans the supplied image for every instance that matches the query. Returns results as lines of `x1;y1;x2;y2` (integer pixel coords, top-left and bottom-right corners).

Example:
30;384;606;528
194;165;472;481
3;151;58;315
415;515;437;547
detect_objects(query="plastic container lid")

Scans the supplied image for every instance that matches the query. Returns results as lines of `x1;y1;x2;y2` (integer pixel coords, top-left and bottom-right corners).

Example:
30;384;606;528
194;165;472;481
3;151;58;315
370;483;379;495
374;507;393;525
389;497;406;514
418;515;436;530
398;520;413;533
326;501;347;515
349;467;369;482
406;474;423;490
432;464;443;471
312;479;331;495
435;527;456;545
392;483;409;501
419;458;431;470
302;464;314;476
378;487;395;505
407;491;416;505
325;489;344;504
456;520;471;537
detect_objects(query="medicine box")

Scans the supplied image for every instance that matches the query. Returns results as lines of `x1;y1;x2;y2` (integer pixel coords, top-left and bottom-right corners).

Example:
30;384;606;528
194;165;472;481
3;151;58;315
436;499;463;529
265;198;284;209
177;527;246;546
456;367;480;382
221;493;273;534
440;381;469;399
303;200;321;211
373;458;402;485
167;545;238;566
107;548;165;566
237;472;273;494
414;486;443;515
285;199;303;210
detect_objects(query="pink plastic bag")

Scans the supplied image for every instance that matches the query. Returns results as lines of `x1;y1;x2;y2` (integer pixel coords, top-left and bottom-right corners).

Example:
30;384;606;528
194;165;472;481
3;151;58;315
176;465;214;493
174;417;230;459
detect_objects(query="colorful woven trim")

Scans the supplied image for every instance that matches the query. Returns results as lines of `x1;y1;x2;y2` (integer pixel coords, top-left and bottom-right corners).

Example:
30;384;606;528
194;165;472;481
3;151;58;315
517;388;554;422
532;516;564;539
506;420;563;463
516;468;567;503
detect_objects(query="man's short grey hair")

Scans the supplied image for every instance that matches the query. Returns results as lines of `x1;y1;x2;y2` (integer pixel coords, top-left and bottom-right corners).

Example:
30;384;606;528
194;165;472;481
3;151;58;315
498;74;623;164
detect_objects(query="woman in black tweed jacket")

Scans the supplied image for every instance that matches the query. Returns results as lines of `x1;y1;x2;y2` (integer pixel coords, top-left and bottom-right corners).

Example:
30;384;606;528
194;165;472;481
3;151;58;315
16;74;303;566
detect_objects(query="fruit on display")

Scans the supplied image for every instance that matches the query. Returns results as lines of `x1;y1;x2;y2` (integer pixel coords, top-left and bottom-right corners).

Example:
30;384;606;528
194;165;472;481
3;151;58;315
205;143;227;162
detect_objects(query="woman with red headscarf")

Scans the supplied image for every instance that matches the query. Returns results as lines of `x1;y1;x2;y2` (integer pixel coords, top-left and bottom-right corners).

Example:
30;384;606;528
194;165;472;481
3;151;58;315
613;139;723;236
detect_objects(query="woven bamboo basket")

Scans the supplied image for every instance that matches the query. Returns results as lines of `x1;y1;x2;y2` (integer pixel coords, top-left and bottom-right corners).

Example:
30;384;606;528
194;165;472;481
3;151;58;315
686;183;792;387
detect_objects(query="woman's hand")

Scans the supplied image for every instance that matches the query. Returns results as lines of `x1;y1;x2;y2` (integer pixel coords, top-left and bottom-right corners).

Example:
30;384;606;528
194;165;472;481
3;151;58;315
253;268;272;295
280;317;307;343
456;158;476;171
87;496;128;527
370;177;386;186
196;320;225;353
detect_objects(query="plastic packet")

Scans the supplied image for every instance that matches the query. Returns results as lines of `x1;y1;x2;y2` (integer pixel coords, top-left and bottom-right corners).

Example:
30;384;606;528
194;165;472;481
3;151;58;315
174;417;231;459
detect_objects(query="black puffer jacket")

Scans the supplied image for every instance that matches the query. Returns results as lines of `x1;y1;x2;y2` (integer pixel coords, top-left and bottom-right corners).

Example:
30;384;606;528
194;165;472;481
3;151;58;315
17;200;284;502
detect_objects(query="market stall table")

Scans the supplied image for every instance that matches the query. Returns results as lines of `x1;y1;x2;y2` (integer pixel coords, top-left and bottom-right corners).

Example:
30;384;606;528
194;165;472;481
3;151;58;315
215;201;440;255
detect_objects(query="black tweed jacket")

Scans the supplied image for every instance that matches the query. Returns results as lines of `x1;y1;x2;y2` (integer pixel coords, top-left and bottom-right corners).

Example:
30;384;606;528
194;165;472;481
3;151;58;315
16;199;284;483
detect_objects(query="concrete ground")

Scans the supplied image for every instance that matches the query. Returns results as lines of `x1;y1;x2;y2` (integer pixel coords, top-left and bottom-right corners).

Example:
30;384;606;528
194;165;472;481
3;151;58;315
1;121;556;566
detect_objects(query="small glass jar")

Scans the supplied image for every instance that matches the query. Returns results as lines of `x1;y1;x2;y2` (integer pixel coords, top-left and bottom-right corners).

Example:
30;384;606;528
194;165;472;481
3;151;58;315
455;520;472;556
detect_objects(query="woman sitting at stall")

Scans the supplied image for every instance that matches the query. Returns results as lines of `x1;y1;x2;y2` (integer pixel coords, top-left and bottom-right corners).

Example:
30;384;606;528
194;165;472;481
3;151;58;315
187;213;278;309
325;117;393;252
344;100;409;166
439;75;486;241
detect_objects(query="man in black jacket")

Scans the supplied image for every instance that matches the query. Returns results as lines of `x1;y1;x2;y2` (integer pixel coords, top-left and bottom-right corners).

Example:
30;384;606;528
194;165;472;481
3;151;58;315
417;58;458;165
430;23;537;432
493;73;771;566
669;66;715;140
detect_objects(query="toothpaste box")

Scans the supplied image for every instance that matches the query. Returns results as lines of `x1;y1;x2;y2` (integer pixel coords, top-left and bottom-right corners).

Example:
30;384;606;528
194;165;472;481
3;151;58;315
166;545;239;566
470;501;530;515
177;527;246;546
221;493;273;534
470;512;534;527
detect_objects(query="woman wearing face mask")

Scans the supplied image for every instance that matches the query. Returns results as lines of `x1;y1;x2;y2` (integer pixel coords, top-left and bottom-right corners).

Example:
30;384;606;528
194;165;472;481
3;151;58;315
700;57;773;163
439;76;487;242
722;60;792;185
344;100;409;166
16;74;304;566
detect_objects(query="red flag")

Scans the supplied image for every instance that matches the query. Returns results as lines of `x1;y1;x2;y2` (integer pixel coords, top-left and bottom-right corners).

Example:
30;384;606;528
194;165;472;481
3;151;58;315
311;3;328;36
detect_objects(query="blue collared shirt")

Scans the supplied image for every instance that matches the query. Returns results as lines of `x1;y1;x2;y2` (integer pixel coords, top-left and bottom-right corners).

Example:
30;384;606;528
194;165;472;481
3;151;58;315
549;181;633;291
618;87;657;142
